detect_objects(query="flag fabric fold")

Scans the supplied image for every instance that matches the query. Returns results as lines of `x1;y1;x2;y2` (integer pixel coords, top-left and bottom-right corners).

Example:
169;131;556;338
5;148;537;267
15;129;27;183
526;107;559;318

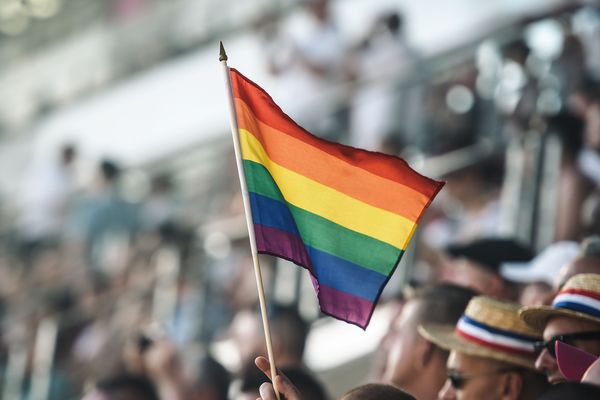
230;68;444;328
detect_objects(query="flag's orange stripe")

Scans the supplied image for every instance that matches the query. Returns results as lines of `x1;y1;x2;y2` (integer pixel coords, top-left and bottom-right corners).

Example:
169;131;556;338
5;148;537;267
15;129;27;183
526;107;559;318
230;68;444;201
235;98;429;222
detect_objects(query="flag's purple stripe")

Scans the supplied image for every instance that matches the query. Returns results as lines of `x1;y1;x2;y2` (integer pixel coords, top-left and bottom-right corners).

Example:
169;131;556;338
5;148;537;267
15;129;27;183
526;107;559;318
250;193;387;301
318;284;374;328
254;221;386;301
254;224;312;271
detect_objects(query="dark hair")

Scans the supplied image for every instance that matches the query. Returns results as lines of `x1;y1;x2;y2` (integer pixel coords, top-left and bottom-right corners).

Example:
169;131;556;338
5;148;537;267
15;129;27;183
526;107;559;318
269;304;309;361
546;111;584;158
573;74;600;103
537;382;600;399
100;159;121;181
61;144;76;164
517;369;549;400
342;383;415;400
195;355;231;400
96;374;159;400
385;12;403;34
282;367;328;400
239;363;327;400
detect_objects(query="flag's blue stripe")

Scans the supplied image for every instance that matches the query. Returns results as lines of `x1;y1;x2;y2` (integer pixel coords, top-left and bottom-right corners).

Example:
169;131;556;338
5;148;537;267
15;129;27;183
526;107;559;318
249;192;387;301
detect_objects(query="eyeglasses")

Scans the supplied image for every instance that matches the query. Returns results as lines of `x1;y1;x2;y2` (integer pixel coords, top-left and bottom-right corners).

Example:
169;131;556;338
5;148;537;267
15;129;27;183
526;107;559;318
533;331;600;358
447;368;520;389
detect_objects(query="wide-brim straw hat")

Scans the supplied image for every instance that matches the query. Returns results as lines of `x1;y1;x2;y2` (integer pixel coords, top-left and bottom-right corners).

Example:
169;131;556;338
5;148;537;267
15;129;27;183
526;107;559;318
520;274;600;332
419;296;540;369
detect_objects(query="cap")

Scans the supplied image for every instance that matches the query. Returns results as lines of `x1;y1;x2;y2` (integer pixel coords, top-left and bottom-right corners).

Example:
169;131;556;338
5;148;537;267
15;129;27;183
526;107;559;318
500;241;579;285
446;238;534;273
520;274;600;332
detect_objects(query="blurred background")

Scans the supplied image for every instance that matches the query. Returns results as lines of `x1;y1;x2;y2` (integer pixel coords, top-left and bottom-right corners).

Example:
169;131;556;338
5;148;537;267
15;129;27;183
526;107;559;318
0;0;599;398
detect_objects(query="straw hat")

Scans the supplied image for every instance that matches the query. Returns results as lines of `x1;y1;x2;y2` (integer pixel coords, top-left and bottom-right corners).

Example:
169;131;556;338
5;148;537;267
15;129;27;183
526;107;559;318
419;296;540;369
520;274;600;332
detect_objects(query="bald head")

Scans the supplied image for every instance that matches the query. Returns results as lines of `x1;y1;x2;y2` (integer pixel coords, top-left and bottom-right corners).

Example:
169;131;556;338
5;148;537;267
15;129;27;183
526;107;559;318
556;255;600;289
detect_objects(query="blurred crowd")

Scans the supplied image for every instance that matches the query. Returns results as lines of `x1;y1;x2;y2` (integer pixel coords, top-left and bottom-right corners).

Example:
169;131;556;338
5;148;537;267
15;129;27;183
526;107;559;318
1;0;600;399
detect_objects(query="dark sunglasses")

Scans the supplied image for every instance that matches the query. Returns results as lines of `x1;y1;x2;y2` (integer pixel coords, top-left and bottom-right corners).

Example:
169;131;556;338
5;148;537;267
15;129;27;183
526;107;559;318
447;368;520;390
533;331;600;358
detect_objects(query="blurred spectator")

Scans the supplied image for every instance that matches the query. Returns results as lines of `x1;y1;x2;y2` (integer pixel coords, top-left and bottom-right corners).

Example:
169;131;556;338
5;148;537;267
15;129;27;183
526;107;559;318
555;236;600;289
70;159;140;270
582;193;600;236
437;238;533;300
370;294;405;381
239;362;328;400
263;0;346;132
500;241;579;305
422;154;504;250
230;304;309;372
340;383;415;400
501;241;579;286
380;284;476;400
141;173;179;232
15;144;77;263
518;282;554;307
537;382;600;399
268;305;309;369
83;373;159;400
348;11;416;151
189;355;231;400
577;83;600;188
546;112;593;241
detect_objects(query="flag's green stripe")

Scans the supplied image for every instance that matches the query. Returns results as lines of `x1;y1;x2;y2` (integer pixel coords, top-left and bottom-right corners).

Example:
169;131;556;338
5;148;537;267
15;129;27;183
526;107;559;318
244;160;403;275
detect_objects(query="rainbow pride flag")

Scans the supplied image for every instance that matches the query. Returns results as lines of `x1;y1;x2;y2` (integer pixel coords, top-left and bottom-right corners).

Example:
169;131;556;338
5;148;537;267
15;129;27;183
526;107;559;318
230;69;444;328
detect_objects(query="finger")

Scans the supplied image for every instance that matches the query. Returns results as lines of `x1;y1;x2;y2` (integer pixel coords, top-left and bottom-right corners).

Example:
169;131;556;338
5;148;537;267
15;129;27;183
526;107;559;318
275;374;300;397
259;382;278;400
255;356;272;379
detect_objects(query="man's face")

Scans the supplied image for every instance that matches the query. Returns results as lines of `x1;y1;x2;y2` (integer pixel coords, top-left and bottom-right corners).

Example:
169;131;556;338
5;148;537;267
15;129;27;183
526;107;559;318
438;352;511;400
382;300;422;388
371;300;405;380
535;316;600;384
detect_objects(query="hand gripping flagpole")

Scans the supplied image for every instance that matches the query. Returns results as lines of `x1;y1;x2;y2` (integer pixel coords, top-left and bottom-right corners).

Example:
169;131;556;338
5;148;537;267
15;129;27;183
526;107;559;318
219;42;281;399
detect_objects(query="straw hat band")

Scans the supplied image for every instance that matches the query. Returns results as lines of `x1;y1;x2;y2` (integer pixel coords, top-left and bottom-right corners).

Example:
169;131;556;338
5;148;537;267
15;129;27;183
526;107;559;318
456;316;538;357
553;289;600;319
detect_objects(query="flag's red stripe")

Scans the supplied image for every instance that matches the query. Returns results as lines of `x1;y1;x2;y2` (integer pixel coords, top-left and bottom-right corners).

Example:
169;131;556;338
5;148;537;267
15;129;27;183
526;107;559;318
230;68;444;201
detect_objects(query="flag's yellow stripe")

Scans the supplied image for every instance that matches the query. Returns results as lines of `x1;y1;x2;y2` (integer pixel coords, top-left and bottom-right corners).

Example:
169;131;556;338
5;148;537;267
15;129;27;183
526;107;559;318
240;129;416;250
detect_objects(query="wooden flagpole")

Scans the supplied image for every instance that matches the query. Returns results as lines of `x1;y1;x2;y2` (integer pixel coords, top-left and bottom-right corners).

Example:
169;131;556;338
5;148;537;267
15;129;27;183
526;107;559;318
219;41;281;399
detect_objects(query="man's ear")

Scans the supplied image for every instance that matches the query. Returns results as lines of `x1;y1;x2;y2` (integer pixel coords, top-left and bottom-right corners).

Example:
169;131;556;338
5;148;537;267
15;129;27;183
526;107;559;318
501;371;522;400
418;338;437;369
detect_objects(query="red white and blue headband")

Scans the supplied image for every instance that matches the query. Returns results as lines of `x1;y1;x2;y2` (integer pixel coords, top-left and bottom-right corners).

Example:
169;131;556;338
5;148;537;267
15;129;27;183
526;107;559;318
455;315;538;358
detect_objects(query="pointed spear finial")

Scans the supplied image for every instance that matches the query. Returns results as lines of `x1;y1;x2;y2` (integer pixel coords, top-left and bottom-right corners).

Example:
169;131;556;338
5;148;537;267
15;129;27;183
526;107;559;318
219;41;228;62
